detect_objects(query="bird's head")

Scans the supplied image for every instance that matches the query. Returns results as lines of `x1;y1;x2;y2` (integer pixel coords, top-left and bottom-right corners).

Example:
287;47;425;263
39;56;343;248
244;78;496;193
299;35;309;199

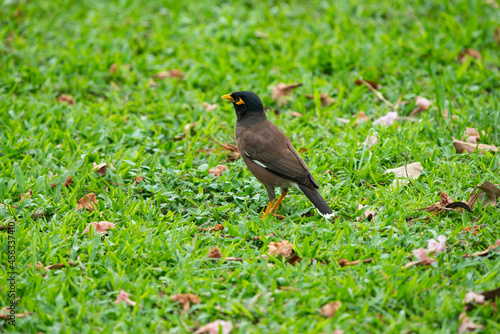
222;91;266;121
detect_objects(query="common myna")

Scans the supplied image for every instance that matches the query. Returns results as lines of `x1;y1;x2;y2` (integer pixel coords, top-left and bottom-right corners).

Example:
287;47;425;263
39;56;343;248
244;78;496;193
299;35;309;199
222;91;334;218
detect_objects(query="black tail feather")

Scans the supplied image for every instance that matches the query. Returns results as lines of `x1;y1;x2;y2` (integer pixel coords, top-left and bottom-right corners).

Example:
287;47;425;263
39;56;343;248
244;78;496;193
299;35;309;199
298;185;334;218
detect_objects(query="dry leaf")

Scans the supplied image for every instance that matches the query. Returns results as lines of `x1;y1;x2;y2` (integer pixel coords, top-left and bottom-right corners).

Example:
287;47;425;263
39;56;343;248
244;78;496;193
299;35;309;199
305;92;335;107
268;240;293;258
409;96;432;117
0;307;32;320
148;79;159;87
93;162;115;176
194;320;233;334
494;27;500;45
76;193;98;211
373;112;398;126
271;83;302;106
385;162;423;188
458;49;482;63
458;313;484;333
83;221;116;234
338;258;373;267
289;111;303;117
183;122;196;136
463;128;485;144
417;190;472;213
463;292;485;304
115;289;136;307
453;138;498;154
208;246;222;259
57;94;75;105
427;235;446;254
355;111;369;124
403;247;437;268
21;188;32;200
202;102;218;111
171;293;201;312
463;240;500;258
109;63;117;73
35;261;44;270
64;175;74;187
205;224;224;232
45;262;77;270
355;78;379;89
468;181;500;208
157;69;184;80
209;165;227;177
134;176;143;184
356;204;375;222
50;182;57;188
319;301;342;318
219;143;240;161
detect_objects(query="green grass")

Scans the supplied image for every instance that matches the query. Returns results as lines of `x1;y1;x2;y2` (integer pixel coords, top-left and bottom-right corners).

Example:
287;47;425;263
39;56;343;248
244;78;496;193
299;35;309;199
1;0;500;333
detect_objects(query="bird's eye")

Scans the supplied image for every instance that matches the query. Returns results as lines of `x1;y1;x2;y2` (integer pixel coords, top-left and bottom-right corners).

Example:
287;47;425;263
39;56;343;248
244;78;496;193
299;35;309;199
235;96;245;105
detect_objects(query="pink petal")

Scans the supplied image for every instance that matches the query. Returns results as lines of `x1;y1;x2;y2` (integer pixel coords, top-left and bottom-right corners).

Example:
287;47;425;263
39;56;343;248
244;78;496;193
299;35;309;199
413;247;429;261
83;221;116;234
115;289;136;307
463;291;485;304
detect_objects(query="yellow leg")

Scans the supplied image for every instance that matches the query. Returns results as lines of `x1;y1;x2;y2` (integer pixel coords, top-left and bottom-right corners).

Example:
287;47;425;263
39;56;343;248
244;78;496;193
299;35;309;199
262;200;275;218
270;191;288;214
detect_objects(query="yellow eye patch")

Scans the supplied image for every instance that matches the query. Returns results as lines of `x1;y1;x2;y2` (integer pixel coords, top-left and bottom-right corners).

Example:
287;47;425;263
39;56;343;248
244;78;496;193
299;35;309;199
235;97;245;105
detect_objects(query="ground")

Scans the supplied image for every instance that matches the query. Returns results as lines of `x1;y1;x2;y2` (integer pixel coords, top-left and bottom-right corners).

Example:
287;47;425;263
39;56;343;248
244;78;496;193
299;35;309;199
0;0;499;333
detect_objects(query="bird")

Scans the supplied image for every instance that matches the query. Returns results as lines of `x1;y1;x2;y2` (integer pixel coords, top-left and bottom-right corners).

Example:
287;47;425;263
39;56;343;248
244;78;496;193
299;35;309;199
222;91;334;219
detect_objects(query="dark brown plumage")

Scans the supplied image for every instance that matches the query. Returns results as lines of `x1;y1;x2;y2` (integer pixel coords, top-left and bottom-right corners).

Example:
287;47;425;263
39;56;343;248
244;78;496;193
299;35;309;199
222;91;334;218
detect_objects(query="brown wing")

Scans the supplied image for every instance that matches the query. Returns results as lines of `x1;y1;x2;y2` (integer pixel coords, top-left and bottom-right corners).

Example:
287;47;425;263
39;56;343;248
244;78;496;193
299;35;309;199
237;120;319;189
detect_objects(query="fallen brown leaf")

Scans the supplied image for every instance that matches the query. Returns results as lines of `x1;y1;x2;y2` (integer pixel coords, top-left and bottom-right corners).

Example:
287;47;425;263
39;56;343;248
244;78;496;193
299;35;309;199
458;312;484;333
93;162;115;176
319;301;342;318
409;96;432;117
220;143;240;161
115;289;136;307
51;182;58;188
305;92;335;107
208;246;222;259
495;27;500;45
134;176;143;184
355;78;379;89
157;69;184;80
268;240;294;258
171;293;201;312
21;188;32;200
109;63;117;73
458;49;482;63
76;193;98;211
64;175;74;187
463;127;485;144
45;261;77;270
418;190;454;212
207;224;224;232
209;165;227;177
289;111;303;117
338;258;374;267
468;181;500;208
183;122;196;136
0;307;32;320
463;240;500;258
194;320;233;334
202;102;217;111
271;83;302;106
356;204;375;222
463;291;485;304
57;94;75;105
83;221;116;234
355;111;369;124
403;248;437;268
385;162;423;188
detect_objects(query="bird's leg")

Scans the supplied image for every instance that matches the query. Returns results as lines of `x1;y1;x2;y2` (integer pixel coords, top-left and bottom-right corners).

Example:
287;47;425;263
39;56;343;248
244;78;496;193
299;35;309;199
270;190;288;214
261;200;275;218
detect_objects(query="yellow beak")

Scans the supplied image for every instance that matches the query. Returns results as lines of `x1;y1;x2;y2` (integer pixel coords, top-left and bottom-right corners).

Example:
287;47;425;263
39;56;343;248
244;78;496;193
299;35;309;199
221;94;235;102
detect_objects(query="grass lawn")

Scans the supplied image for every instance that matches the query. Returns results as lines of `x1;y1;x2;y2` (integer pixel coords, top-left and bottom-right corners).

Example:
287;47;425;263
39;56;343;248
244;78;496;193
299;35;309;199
1;0;500;333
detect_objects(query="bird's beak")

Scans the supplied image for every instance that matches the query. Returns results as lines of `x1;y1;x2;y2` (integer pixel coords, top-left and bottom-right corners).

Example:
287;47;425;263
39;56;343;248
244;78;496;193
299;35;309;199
221;94;235;102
